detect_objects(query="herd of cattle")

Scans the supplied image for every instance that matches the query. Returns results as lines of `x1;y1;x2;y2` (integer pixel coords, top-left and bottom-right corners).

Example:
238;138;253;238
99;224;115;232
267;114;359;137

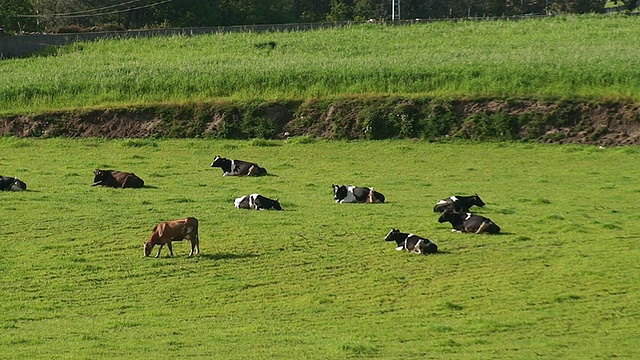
2;155;501;258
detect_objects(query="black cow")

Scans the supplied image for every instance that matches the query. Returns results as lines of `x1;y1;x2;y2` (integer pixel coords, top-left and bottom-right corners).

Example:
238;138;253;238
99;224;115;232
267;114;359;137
332;184;385;203
385;229;438;254
234;194;282;210
92;169;144;188
433;194;485;213
0;176;27;191
210;156;267;176
438;210;501;234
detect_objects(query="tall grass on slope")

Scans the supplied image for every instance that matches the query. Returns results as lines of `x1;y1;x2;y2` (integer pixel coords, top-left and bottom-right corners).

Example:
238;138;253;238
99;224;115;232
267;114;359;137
1;14;640;115
0;138;639;359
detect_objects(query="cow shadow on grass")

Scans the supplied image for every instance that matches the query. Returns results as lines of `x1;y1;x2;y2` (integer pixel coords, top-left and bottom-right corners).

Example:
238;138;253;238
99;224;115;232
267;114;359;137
433;249;453;255
198;252;258;261
142;185;159;189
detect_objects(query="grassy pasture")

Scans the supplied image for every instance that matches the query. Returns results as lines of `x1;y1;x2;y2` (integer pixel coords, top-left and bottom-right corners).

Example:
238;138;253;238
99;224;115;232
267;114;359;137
1;138;639;359
1;14;640;115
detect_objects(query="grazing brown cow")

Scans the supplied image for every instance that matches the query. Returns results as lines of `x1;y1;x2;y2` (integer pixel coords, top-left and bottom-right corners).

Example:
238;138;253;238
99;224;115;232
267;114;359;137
92;169;144;188
144;217;200;258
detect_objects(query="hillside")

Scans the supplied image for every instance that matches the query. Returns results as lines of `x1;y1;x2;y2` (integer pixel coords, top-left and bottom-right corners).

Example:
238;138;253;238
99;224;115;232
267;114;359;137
1;15;640;144
2;97;640;145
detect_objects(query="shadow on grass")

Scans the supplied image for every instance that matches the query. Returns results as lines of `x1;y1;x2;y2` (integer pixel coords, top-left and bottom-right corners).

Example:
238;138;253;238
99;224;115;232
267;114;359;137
433;249;454;255
198;252;258;261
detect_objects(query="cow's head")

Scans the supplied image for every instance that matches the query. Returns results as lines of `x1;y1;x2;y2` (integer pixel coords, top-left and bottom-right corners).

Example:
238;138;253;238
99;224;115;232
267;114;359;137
332;184;347;201
144;241;154;257
438;210;457;223
472;194;485;207
210;156;226;168
384;228;400;242
93;169;107;184
271;199;283;211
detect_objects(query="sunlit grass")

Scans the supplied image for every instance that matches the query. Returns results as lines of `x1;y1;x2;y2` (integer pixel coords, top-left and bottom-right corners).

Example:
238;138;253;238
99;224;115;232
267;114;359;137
1;14;640;115
0;138;639;358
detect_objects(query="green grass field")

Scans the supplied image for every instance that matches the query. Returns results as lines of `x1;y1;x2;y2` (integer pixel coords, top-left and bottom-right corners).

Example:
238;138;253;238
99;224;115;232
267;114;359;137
1;14;640;115
1;138;639;359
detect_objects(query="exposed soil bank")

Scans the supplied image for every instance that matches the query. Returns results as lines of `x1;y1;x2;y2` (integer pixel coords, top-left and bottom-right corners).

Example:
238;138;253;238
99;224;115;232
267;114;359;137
1;97;640;145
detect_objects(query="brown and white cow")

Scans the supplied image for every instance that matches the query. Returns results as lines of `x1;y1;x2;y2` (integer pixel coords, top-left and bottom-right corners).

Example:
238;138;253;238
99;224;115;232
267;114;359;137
92;169;144;188
144;217;200;258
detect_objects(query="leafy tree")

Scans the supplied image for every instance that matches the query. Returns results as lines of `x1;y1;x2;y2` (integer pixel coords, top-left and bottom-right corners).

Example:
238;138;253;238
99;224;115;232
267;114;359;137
326;0;352;21
612;0;638;11
0;0;37;32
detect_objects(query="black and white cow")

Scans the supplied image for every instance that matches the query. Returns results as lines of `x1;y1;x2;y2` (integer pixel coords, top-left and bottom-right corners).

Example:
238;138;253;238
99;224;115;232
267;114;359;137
438;210;501;234
385;229;438;254
0;176;27;191
211;156;267;176
332;184;385;203
433;194;485;213
234;194;283;210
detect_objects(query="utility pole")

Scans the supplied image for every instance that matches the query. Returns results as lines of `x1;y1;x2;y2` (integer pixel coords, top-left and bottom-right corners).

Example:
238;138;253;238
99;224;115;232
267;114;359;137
392;0;400;21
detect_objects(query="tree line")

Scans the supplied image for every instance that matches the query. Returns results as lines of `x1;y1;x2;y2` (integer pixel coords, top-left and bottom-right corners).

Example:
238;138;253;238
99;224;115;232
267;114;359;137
0;0;637;34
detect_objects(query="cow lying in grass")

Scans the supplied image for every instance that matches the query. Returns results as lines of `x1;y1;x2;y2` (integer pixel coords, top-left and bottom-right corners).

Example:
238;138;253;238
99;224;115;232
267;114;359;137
438;210;501;234
92;169;144;188
385;229;438;254
234;194;283;210
332;184;385;203
433;194;485;213
0;176;27;191
144;217;200;258
210;156;267;176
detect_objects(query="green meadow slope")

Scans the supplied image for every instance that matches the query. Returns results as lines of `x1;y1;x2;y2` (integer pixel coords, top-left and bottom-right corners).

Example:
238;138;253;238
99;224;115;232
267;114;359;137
0;15;640;144
0;138;639;359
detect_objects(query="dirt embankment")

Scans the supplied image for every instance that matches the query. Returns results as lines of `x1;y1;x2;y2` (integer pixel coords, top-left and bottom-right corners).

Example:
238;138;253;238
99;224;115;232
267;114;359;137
1;98;640;145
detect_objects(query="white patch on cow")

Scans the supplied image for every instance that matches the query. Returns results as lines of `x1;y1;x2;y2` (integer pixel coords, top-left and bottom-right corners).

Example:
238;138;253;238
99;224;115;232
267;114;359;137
248;194;260;209
234;195;247;208
396;246;404;251
450;196;458;201
186;226;193;234
413;239;423;254
222;160;239;176
339;186;358;203
437;199;448;205
465;213;472;220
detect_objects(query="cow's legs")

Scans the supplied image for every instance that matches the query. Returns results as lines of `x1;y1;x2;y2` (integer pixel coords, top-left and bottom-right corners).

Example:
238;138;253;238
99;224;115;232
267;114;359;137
155;244;164;258
121;176;131;188
188;239;195;256
412;239;423;254
188;236;200;256
167;241;174;256
475;221;490;234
